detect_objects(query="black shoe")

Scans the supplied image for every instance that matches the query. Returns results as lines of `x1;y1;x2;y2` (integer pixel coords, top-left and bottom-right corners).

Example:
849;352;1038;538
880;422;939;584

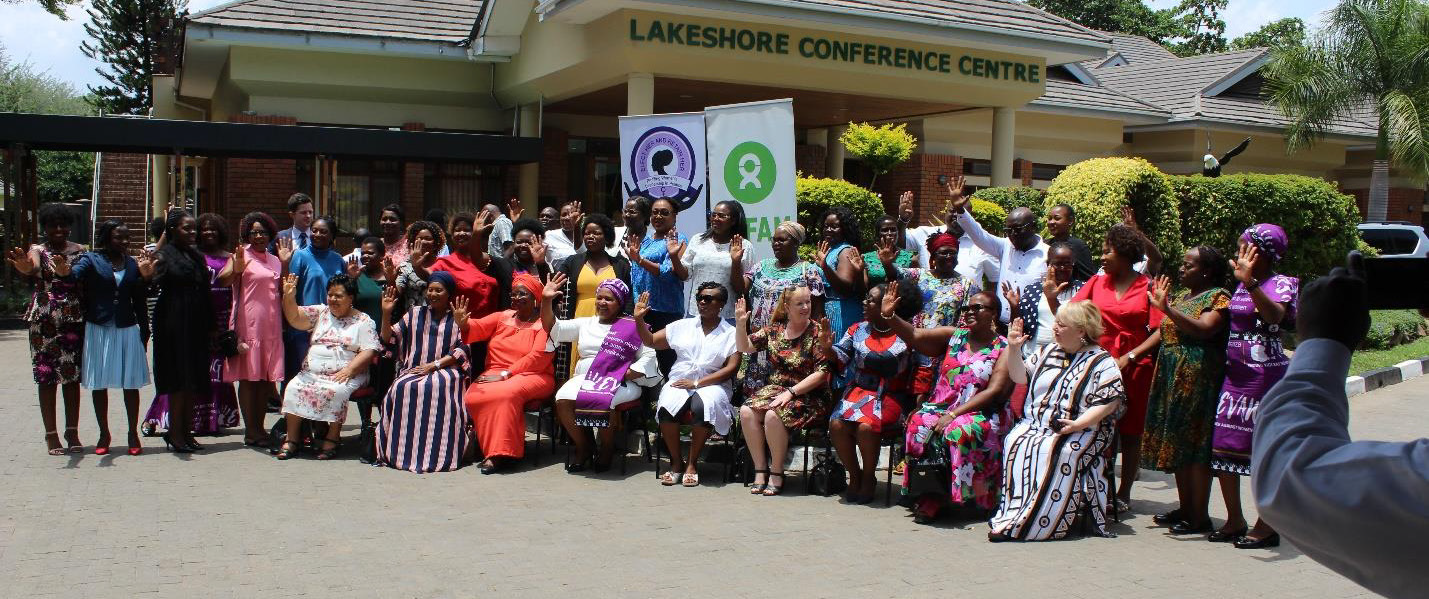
1234;533;1280;549
565;456;591;473
1152;509;1185;525
161;433;195;454
1208;526;1248;543
1169;520;1214;535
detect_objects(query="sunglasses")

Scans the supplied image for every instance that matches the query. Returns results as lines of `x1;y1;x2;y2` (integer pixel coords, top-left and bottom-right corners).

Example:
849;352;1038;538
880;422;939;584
963;304;994;312
1005;223;1034;234
696;294;725;304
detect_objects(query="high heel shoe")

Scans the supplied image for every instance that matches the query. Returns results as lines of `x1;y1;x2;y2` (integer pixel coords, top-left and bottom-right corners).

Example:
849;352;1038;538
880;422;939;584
127;432;142;456
1234;532;1280;549
185;438;205;451
64;426;83;454
94;432;112;456
161;433;195;454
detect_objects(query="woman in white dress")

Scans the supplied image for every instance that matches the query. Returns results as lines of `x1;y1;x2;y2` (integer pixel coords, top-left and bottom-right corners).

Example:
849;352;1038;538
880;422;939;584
543;274;660;472
680;200;755;320
276;273;381;460
635;282;740;487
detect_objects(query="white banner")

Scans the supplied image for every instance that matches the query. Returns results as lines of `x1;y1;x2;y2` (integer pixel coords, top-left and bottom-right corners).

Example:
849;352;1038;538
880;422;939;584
705;99;797;259
618;112;708;238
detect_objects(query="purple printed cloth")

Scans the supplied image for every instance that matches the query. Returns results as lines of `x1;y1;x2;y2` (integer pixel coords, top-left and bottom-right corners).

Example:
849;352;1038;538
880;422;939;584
573;316;643;413
1211;273;1298;475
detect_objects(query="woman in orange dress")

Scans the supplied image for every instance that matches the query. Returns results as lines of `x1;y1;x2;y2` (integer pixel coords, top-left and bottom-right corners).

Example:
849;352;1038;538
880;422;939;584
462;273;555;474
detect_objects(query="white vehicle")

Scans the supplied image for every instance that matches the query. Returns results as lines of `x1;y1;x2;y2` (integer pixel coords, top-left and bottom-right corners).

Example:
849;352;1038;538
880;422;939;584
1358;222;1429;258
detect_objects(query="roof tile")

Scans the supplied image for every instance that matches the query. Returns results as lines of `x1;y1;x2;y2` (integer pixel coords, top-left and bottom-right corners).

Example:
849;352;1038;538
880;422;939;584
190;0;481;44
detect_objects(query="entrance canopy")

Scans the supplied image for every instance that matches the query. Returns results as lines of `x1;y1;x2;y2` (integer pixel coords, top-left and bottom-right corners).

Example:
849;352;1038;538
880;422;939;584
0;113;542;163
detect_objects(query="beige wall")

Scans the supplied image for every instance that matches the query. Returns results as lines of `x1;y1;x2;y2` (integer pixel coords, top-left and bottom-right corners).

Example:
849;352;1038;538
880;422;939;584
1126;129;1349;179
922;109;1126;167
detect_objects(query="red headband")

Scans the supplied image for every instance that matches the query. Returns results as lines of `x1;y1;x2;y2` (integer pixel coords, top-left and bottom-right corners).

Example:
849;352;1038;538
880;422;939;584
512;273;543;300
928;233;959;253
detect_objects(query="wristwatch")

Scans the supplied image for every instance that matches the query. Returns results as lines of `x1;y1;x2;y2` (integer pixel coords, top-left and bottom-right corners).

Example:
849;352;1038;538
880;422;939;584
1125;350;1138;362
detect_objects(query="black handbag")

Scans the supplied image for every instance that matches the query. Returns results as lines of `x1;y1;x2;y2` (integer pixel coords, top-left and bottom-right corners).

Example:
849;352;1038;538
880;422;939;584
905;439;951;498
214;329;240;358
357;422;378;464
808;451;848;497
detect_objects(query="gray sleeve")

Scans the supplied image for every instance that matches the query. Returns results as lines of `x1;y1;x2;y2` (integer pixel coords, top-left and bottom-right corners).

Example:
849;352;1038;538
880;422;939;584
1252;338;1429;599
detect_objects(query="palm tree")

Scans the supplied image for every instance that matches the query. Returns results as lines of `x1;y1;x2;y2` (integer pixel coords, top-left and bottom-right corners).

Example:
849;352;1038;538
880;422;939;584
1264;0;1429;221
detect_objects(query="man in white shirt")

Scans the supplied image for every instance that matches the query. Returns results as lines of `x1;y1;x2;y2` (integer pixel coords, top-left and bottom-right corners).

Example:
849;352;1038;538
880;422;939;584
946;176;1048;322
483;203;514;258
899;190;999;291
544;200;581;266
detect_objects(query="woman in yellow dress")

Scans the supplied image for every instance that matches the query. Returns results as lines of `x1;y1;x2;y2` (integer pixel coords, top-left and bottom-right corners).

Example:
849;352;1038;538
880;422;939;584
553;213;632;380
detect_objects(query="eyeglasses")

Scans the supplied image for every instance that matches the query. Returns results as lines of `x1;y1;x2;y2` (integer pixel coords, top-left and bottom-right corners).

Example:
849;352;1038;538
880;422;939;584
1005;223;1033;234
696;295;723;304
963;304;994;312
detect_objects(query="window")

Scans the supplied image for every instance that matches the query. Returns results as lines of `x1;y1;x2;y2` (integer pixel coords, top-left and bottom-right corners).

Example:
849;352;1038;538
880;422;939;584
1360;228;1421;256
424;163;505;218
334;160;400;235
963;159;991;177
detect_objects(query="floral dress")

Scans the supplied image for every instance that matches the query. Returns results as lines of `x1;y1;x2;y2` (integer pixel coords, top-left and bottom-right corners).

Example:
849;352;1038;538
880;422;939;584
280;306;381;423
903;330;1008;509
739;258;825;397
25;244;85;385
1141;288;1231;472
742;322;833;429
899;268;973;393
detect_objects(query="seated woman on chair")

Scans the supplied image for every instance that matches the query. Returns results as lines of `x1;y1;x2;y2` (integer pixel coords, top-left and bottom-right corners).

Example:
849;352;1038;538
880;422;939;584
635;282;740;488
375;270;472;473
884;289;1012;523
463;273;556;474
735;284;833;497
543;274;659;473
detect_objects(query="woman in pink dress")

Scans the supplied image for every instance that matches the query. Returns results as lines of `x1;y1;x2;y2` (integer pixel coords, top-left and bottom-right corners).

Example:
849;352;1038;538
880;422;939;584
219;212;286;447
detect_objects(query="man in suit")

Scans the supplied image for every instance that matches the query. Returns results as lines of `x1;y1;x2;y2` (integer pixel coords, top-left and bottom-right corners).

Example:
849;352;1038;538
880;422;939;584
274;193;315;251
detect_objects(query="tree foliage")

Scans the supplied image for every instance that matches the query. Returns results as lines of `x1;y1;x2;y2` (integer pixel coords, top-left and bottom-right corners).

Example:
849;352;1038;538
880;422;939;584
838;122;916;188
81;0;186;115
1043;157;1184;271
1028;0;1228;54
1231;17;1308;50
1264;0;1429;181
0;44;96;204
1168;0;1228;56
0;0;81;19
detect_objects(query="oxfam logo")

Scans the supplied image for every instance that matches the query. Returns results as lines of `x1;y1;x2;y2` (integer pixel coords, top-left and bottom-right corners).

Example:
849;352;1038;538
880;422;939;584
723;141;776;204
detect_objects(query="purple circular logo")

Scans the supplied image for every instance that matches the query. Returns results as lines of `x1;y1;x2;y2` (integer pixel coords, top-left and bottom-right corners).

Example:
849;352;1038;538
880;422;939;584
625;126;703;210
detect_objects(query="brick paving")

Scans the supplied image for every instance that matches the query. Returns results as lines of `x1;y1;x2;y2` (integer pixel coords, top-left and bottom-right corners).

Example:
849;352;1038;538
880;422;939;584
0;326;1410;597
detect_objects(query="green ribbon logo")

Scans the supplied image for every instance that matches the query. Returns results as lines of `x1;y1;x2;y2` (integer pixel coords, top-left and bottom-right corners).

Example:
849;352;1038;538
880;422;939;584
724;141;776;204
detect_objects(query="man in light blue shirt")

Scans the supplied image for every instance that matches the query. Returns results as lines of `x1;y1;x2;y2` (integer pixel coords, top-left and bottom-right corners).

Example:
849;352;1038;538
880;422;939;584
1253;253;1429;599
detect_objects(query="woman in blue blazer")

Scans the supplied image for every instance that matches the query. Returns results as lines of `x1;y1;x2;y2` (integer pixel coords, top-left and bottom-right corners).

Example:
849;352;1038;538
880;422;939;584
59;220;150;456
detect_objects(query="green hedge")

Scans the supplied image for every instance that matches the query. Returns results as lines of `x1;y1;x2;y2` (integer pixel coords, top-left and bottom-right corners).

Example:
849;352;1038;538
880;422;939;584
795;176;884;251
969;198;1007;236
1044;157;1183;268
1171;173;1365;282
1364;309;1428;351
972;186;1046;221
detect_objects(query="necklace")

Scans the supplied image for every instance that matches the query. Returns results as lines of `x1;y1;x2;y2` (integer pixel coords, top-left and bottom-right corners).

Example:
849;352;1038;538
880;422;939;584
870;322;892;334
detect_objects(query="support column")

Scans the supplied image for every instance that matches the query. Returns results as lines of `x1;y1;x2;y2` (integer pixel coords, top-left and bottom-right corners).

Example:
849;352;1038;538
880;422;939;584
152;154;171;217
826;125;846;181
991;107;1016;187
627;72;654;116
518;103;540;213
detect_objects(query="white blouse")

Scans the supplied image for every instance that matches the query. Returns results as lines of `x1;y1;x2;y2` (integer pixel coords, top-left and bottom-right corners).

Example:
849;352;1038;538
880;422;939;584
680;234;756;319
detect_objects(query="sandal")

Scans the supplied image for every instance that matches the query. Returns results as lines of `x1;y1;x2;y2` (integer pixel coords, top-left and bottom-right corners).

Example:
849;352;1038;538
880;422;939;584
44;431;65;456
660;470;681;486
749;469;769;494
682;472;699;487
64;426;82;454
315;439;340;461
762;472;785;496
274;441;300;460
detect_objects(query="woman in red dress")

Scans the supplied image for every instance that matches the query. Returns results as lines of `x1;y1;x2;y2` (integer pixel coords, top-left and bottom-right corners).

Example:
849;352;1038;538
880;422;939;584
1072;223;1164;508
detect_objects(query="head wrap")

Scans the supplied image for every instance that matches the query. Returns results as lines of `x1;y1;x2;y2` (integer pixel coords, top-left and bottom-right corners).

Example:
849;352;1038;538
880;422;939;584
928;232;959;253
1240;223;1288;263
428;269;457;293
595;278;631;310
511;273;543;300
775;221;806;245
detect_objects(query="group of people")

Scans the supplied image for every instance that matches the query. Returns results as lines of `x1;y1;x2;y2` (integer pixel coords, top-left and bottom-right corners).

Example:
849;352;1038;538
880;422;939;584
13;177;1302;545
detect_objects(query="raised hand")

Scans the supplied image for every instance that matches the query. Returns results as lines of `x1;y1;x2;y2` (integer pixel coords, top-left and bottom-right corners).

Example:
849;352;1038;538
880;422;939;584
451;295;469;324
1007;317;1028;348
507;197;524;223
277;237;294;265
876;238;898;265
568;201;585;232
1041;267;1067;299
624;233;642;263
847;251;866;274
729;234;745;266
282;273;298;297
879;280;900;319
814;240;830;265
409;242;430;267
1121;205;1139;229
49;253;71;277
1149;275;1171;311
380;282;399;314
734;297;748;323
136;248;158;279
898;190;915;224
1001;281;1020;312
665;227;685;260
1232;244;1259;285
345;254;361;278
382;255;398;282
633;291;651;321
231;245;248;274
945;174;969;214
816;316;834;357
542;272;567;302
531;238;547;265
6;247;33;274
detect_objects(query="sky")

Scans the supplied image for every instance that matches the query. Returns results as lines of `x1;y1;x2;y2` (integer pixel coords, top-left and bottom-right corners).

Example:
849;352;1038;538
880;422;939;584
1;0;1340;93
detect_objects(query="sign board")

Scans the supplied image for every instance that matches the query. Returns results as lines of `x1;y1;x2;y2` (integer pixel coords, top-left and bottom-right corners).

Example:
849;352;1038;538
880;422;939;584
618;112;708;238
705;98;796;259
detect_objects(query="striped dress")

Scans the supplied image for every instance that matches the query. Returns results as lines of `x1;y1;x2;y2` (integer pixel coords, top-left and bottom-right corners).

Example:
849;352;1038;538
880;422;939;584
376;306;471;473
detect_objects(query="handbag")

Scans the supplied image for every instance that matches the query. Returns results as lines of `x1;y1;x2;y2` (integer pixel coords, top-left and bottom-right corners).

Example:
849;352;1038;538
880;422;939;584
214;329;240;358
808;451;848;497
905;439;951;498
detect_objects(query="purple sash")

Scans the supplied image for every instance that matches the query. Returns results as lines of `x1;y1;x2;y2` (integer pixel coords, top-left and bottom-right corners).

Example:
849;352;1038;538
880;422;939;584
573;317;643;419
